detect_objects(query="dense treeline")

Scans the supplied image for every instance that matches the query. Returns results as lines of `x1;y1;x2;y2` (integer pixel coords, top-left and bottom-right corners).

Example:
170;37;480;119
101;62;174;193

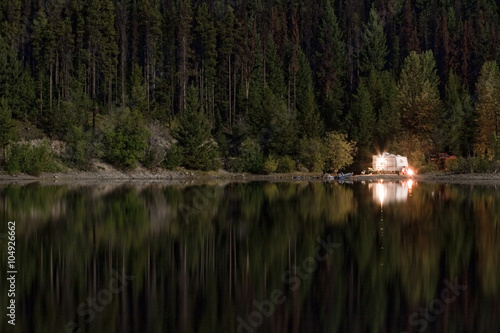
1;0;500;173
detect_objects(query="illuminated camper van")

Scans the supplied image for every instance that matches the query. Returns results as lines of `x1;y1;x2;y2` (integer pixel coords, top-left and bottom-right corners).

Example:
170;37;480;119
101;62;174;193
372;153;409;174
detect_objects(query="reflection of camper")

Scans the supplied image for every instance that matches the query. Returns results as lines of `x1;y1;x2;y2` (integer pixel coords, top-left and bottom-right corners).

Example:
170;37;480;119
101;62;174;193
372;153;409;174
369;181;410;205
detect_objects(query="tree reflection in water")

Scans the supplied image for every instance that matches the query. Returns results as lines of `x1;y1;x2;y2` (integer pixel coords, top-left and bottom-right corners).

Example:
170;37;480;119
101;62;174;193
0;181;498;332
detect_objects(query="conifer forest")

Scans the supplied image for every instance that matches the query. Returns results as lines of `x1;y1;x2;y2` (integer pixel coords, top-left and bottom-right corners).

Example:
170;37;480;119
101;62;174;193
1;0;500;174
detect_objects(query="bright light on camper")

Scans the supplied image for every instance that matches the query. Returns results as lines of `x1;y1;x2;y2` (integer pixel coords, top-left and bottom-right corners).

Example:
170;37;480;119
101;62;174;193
376;156;386;169
408;168;414;176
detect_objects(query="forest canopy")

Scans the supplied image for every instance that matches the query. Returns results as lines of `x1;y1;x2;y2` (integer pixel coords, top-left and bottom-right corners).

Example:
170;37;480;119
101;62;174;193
1;0;500;174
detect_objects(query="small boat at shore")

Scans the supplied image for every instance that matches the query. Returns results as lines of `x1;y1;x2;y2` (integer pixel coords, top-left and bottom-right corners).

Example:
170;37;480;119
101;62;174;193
324;172;354;180
336;172;353;180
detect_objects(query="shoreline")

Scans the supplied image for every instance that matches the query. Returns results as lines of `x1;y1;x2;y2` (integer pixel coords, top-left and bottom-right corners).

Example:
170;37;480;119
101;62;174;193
2;167;500;185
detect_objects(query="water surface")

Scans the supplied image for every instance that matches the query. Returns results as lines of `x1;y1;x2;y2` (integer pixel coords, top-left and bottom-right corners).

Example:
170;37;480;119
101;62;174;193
0;180;499;332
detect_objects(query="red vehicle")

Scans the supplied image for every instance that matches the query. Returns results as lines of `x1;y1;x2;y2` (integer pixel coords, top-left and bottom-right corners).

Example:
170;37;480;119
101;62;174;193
430;153;457;169
439;153;457;160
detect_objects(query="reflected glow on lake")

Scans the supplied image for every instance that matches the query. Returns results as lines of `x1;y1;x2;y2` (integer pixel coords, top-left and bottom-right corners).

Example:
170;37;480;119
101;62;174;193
369;180;414;206
0;181;499;332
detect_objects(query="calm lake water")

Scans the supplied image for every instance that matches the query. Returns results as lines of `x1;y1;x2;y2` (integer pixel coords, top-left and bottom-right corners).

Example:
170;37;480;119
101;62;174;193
0;180;499;333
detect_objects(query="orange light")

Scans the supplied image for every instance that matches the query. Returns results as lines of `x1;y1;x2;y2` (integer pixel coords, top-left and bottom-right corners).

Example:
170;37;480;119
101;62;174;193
408;169;414;176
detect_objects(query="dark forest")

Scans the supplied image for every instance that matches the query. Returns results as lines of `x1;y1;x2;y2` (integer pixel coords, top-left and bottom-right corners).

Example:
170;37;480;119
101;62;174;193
1;0;500;174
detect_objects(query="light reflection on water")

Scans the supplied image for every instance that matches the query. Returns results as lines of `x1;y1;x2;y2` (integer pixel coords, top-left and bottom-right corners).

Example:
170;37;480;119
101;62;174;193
0;181;498;333
369;180;414;205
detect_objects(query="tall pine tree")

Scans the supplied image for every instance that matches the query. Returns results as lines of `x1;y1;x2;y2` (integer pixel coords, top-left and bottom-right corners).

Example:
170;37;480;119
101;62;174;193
194;2;217;121
296;49;323;139
315;0;346;131
444;71;473;156
475;61;500;158
397;51;441;138
346;80;375;154
358;5;389;75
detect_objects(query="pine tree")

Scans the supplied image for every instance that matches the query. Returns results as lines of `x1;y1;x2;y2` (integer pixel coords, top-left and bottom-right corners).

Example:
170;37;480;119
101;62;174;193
434;9;452;89
365;70;399;150
32;9;55;117
296;49;323;139
247;32;266;136
0;98;16;161
475;61;500;158
397;50;441;137
264;33;286;98
402;0;420;54
116;0;128;108
139;0;163;113
175;85;220;170
0;0;22;50
130;64;148;113
55;14;74;102
0;36;35;119
289;7;300;113
84;0;118;112
263;86;297;156
359;5;389;75
157;0;177;122
216;5;236;128
444;71;471;156
315;0;346;130
104;108;149;169
177;0;193;114
194;2;217;121
346;80;376;153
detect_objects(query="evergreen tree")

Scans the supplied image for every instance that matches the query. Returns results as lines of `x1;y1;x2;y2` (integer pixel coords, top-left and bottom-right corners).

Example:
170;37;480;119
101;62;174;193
32;9;55;117
216;5;236;128
238;137;264;173
177;0;194;113
346;80;376;154
247;32;266;136
444;71;472;156
402;0;420;54
139;0;163;113
295;49;324;139
359;5;389;75
0;98;16;161
366;70;399;150
298;136;324;172
397;51;441;138
104;108;149;169
264;33;286;98
175;85;220;170
0;0;22;51
315;0;346;130
434;9;453;88
194;2;217;121
263;86;297;156
289;6;300;112
116;0;128;108
130;64;148;113
0;36;35;119
297;87;323;139
86;0;118;107
156;0;177;122
475;61;500;158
